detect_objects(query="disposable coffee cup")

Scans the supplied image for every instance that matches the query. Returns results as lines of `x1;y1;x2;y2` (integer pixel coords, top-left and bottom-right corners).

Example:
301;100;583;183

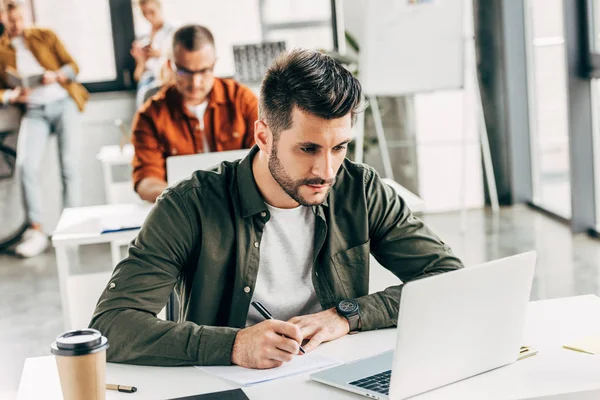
51;329;109;400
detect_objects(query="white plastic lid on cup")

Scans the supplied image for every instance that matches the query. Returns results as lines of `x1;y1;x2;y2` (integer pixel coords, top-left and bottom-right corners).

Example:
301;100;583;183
51;329;109;357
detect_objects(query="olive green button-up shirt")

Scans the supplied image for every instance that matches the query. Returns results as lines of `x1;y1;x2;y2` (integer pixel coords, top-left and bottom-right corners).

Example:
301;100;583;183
90;145;463;366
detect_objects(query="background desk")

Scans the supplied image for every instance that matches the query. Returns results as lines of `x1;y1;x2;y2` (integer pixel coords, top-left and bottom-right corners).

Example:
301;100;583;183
17;295;600;399
51;203;153;330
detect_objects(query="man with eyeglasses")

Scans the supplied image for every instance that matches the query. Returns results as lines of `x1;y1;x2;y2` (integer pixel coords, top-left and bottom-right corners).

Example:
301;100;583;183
131;24;258;202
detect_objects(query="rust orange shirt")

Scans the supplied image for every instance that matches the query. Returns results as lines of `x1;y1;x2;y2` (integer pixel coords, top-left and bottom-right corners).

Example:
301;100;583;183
131;78;258;189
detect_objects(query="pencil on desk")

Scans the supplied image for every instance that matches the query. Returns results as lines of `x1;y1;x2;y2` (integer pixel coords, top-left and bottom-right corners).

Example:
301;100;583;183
107;384;137;393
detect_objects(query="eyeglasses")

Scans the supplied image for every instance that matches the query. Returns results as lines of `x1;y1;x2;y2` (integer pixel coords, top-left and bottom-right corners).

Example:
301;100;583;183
173;63;215;80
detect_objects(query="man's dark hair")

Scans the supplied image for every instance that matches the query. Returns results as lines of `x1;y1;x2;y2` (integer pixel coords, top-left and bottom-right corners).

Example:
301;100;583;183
259;49;364;137
172;24;214;52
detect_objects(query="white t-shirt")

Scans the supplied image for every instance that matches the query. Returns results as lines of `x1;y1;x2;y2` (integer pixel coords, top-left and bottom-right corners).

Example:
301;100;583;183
246;203;322;327
140;22;175;80
11;36;68;105
187;102;210;152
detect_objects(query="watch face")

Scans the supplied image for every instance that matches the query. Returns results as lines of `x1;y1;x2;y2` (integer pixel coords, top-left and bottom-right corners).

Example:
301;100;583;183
339;300;358;314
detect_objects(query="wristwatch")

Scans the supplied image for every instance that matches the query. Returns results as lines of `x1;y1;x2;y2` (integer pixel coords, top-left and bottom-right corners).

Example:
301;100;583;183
336;299;360;333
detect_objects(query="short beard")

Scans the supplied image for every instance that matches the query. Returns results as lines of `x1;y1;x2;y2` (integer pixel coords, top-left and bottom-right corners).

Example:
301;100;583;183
268;142;335;206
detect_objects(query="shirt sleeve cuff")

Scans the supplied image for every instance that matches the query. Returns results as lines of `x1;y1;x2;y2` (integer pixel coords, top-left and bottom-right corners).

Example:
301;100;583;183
356;292;395;331
59;64;77;81
2;89;16;105
196;326;240;365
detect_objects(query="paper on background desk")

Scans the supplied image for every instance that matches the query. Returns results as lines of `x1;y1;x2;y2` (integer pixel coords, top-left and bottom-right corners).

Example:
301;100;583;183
100;207;152;234
196;353;339;386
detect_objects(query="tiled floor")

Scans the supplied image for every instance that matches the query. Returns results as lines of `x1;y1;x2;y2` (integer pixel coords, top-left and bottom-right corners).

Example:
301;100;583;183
2;205;600;398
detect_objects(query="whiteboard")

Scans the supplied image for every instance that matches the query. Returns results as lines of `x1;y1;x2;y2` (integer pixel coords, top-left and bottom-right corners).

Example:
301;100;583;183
356;0;465;96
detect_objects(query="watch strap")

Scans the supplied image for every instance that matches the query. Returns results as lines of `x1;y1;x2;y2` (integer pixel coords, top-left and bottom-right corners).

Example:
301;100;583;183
347;312;360;332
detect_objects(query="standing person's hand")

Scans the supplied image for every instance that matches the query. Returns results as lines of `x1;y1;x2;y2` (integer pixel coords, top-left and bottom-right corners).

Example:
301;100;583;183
231;319;303;369
287;308;350;353
130;41;147;63
143;45;161;59
41;70;57;85
56;71;69;84
9;87;30;104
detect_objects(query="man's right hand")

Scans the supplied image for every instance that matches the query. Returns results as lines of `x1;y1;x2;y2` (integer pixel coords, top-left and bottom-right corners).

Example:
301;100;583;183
231;320;303;369
131;41;148;63
9;87;30;104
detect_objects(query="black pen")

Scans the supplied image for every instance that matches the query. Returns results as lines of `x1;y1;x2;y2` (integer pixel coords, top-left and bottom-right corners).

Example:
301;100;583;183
251;301;306;354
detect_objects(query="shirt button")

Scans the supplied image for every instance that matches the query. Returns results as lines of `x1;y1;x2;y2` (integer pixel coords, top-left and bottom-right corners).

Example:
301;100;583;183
233;131;240;138
260;211;267;218
253;241;259;248
244;286;251;293
109;282;116;289
171;149;178;155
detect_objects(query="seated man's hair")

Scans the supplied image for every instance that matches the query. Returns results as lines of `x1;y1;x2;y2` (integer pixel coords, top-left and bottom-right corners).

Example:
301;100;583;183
138;0;160;6
172;25;215;52
3;0;23;12
259;49;364;137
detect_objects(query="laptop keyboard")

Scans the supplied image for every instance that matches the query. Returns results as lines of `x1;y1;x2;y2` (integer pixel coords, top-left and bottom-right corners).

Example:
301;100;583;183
349;370;392;395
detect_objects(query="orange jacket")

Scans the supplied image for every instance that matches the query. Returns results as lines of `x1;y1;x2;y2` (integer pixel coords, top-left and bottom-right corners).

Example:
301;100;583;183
0;27;89;111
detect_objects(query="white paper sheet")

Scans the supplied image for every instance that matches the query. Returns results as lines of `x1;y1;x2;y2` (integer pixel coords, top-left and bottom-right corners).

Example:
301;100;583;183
196;353;340;386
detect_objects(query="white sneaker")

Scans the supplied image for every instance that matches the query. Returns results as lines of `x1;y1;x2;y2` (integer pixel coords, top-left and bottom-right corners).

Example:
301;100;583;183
15;229;49;258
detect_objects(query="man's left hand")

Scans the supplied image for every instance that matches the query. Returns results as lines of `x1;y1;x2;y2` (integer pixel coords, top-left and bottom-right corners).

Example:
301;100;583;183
56;71;69;84
42;70;57;85
143;45;161;58
287;308;350;353
43;70;68;85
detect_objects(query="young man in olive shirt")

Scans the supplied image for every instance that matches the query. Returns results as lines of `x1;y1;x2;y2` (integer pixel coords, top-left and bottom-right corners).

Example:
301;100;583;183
90;49;463;369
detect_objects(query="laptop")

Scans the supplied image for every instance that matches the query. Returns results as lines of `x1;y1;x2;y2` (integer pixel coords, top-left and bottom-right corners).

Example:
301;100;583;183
166;149;249;185
310;251;537;400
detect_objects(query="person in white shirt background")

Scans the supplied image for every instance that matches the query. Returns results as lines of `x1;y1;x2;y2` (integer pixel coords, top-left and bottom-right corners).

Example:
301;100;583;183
0;1;89;258
131;0;175;107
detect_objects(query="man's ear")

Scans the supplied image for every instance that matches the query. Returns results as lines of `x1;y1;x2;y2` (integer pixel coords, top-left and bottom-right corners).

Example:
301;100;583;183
254;120;272;155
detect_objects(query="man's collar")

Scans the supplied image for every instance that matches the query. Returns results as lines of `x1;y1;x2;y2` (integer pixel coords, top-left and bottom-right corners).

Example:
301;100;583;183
237;146;268;218
236;146;329;218
171;77;227;120
208;77;227;105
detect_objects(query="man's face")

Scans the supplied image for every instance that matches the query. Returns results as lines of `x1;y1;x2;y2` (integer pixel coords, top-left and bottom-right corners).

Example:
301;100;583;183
140;2;162;27
6;8;25;38
171;44;216;104
268;107;353;206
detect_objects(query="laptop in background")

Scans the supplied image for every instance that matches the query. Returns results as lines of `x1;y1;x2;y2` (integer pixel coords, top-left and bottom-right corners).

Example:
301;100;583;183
166;149;249;186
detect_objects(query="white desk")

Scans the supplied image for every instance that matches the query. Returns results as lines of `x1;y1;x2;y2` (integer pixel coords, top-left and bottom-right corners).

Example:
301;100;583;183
52;203;153;330
382;178;425;213
17;295;600;399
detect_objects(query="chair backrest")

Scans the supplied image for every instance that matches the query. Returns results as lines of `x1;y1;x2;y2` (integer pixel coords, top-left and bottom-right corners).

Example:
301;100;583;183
166;149;250;185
